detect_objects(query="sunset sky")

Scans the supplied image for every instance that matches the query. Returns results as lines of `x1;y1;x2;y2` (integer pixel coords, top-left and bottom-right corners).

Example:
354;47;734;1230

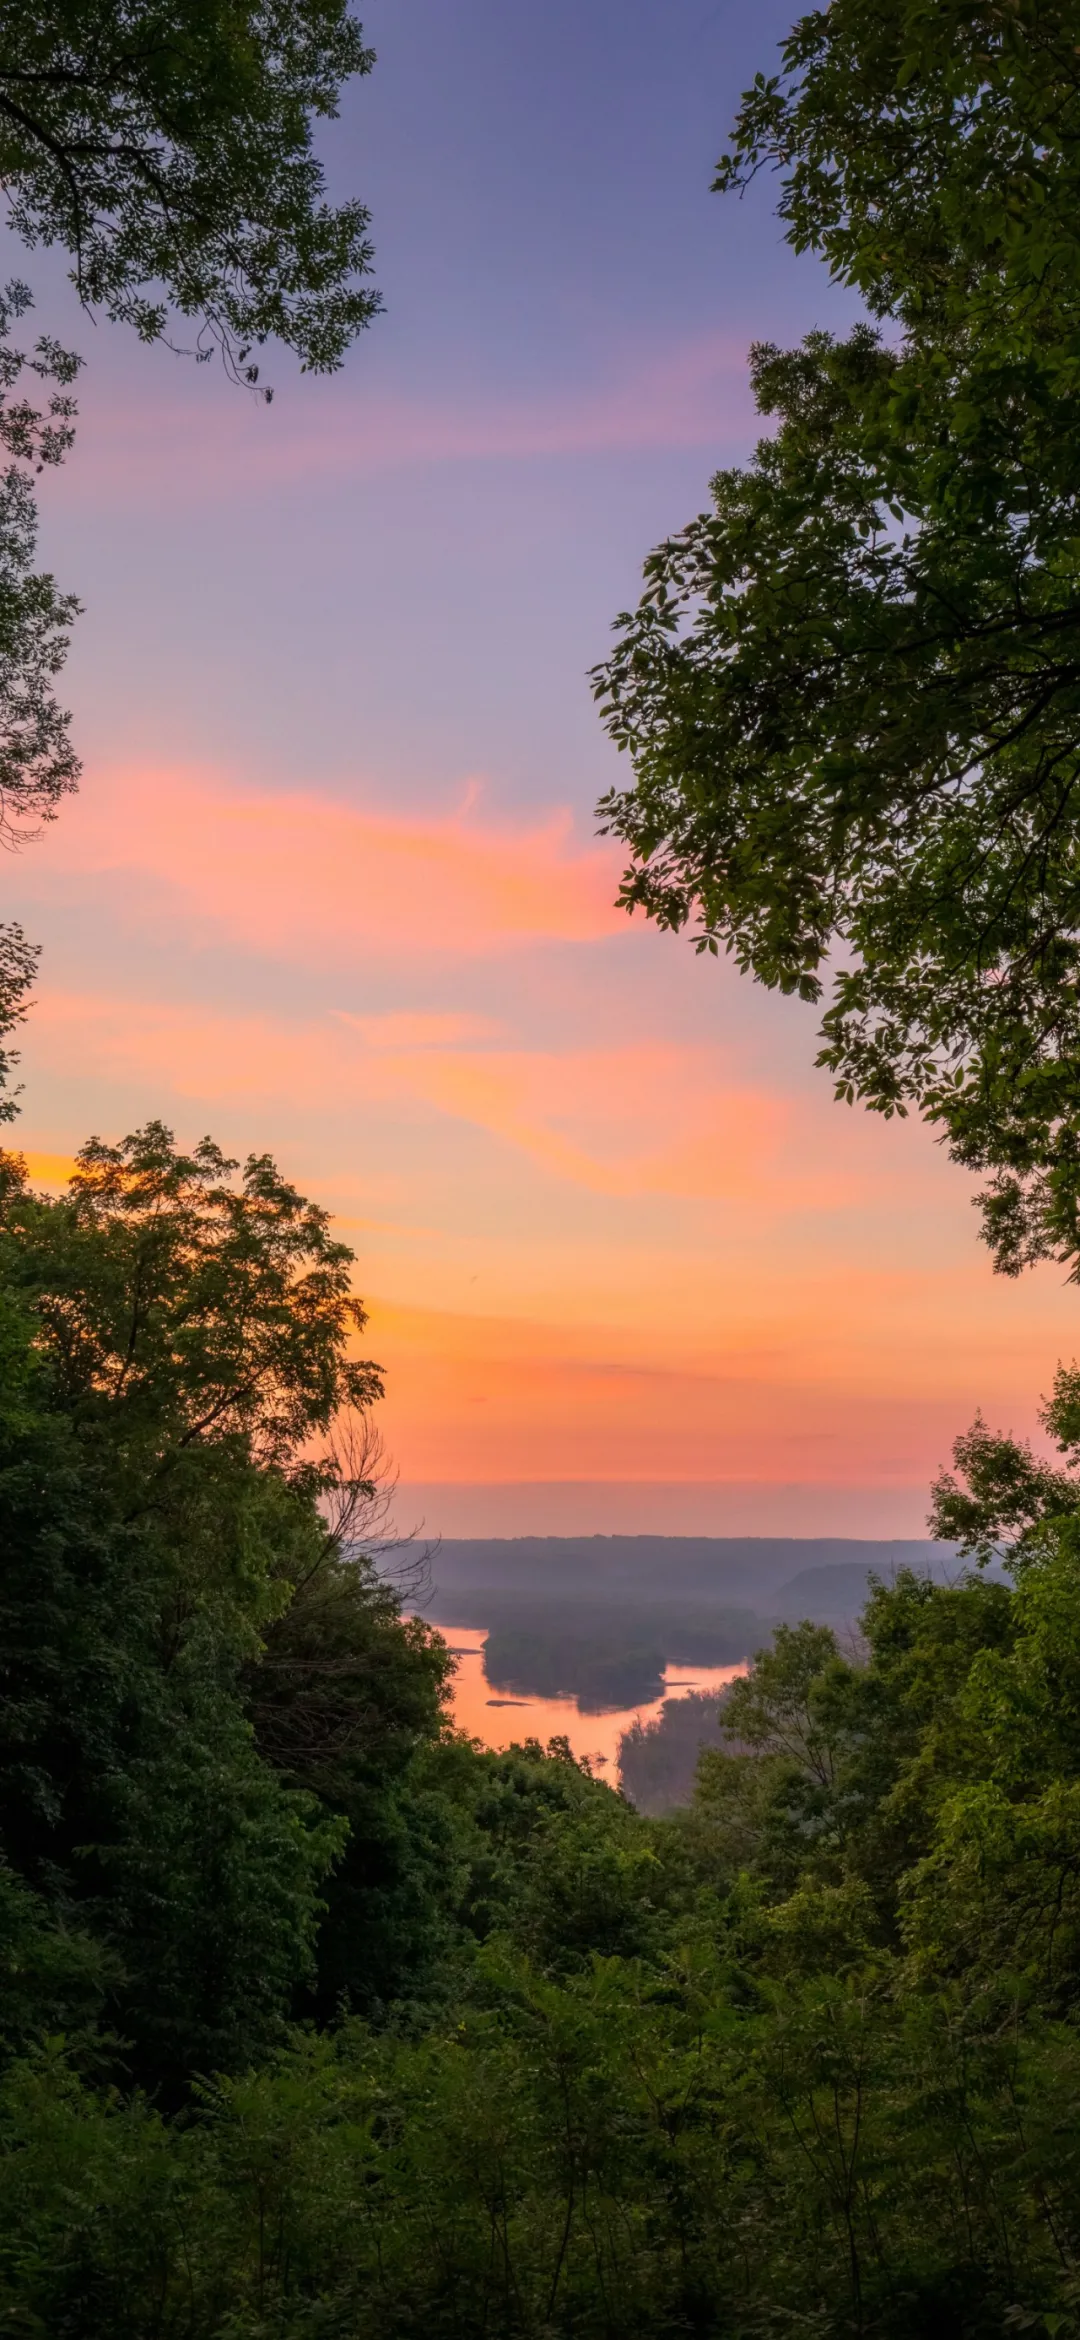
8;0;1080;1535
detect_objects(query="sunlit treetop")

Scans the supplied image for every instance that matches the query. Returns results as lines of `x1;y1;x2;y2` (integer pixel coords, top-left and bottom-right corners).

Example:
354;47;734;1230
0;1121;383;1474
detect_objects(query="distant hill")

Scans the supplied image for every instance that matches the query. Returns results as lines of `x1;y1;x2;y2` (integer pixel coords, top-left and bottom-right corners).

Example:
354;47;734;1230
422;1536;959;1616
773;1553;963;1622
405;1538;964;1709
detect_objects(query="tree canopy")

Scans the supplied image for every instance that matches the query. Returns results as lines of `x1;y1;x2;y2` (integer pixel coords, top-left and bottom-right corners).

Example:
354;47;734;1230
0;282;79;843
1;1119;383;1468
0;1126;454;2092
0;0;381;377
8;1118;1080;2329
594;0;1080;1277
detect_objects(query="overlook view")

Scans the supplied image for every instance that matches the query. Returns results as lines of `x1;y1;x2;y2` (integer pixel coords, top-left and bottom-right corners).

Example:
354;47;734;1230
3;0;1080;2332
413;1534;963;1788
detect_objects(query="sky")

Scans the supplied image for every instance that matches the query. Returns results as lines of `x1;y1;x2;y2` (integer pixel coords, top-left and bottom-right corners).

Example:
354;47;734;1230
7;0;1080;1536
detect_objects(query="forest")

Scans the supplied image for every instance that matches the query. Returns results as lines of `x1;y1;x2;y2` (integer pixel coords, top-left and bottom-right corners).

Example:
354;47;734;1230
6;0;1080;2332
5;1124;1080;2333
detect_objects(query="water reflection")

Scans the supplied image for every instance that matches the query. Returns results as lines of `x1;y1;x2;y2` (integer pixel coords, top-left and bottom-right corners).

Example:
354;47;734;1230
444;1625;747;1774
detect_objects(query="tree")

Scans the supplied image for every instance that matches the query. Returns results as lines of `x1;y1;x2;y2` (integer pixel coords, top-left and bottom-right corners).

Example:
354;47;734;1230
0;283;79;841
0;1;384;1118
931;1364;1080;1565
593;0;1080;1276
0;1125;456;2090
0;275;82;968
0;923;37;1123
247;1429;458;2020
1;1119;382;1471
0;283;80;1123
10;1359;1080;2330
0;0;381;379
0;1264;345;2092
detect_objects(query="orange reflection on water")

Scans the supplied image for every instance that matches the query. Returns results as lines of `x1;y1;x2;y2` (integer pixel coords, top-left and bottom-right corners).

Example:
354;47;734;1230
442;1626;748;1776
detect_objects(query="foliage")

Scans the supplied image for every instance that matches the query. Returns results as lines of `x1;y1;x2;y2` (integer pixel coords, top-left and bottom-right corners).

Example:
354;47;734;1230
1;1117;383;1465
10;1128;1080;2325
0;0;380;378
0;922;36;1122
12;3;1080;2319
593;0;1080;1276
0;280;80;838
0;1127;452;2093
618;1685;734;1814
0;1862;108;2057
0;2;383;1131
0;276;80;1114
251;1528;456;2020
483;1611;668;1709
0;278;81;985
931;1361;1080;1562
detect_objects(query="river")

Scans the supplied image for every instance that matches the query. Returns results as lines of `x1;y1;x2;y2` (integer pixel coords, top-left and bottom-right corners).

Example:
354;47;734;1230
442;1623;747;1774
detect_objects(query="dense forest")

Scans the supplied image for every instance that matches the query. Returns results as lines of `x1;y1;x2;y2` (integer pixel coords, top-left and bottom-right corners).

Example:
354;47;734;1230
4;1125;1080;2333
6;0;1080;2331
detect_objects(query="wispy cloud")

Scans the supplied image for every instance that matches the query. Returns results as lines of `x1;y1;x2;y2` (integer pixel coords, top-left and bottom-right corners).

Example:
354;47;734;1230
31;765;626;960
24;988;860;1208
63;331;755;506
27;993;352;1109
392;1040;799;1203
20;984;1075;1494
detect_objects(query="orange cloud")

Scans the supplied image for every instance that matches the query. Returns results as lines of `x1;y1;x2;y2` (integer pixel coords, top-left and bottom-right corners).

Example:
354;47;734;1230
398;1042;798;1202
19;985;1079;1500
26;993;363;1111
24;989;842;1208
365;1295;994;1487
40;766;625;961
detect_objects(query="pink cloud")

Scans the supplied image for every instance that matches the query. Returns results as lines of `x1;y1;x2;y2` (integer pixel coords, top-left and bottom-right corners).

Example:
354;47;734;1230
21;993;1077;1496
338;1010;504;1048
60;332;755;506
27;992;353;1109
34;765;626;960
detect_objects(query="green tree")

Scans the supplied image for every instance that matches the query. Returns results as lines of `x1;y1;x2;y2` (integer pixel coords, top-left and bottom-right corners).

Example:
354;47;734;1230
931;1363;1080;1563
19;1122;1080;2326
0;282;80;838
594;0;1080;1276
0;0;384;1117
0;923;37;1124
0;0;380;377
0;1860;108;2060
0;281;80;1115
1;1119;382;1471
9;1503;1080;2334
0;1125;456;2089
248;1431;458;2019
